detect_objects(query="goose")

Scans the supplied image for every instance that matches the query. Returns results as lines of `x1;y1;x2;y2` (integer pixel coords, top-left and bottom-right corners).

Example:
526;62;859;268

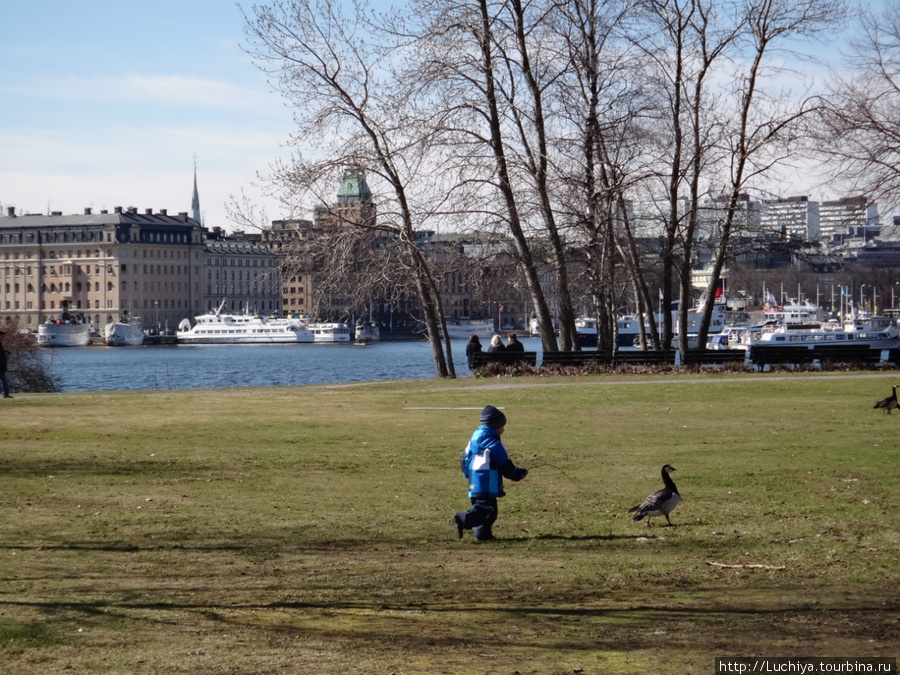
873;384;899;415
628;464;681;527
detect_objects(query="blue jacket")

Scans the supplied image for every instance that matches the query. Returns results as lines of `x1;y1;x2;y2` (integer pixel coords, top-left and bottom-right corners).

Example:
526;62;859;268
460;425;527;498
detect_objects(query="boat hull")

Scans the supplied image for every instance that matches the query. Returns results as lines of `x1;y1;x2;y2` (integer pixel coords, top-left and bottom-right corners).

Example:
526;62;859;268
309;323;352;343
37;323;91;347
440;319;495;340
749;316;900;352
575;317;598;347
104;322;144;346
354;323;380;343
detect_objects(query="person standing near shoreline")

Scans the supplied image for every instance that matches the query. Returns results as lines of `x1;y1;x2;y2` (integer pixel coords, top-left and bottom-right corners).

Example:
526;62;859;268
0;330;12;399
465;334;483;370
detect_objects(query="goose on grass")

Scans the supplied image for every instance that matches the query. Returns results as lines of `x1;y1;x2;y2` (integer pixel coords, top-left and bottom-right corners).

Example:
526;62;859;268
873;384;899;415
628;464;681;527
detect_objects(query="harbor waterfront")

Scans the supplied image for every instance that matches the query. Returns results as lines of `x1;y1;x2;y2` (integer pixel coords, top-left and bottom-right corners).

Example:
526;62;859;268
39;337;546;392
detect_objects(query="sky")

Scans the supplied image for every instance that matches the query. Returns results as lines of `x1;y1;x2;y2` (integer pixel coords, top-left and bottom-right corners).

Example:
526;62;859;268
0;1;297;231
0;1;883;232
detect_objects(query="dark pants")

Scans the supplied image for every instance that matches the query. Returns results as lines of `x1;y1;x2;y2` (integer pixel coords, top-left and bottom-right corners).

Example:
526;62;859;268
0;372;8;398
457;497;498;541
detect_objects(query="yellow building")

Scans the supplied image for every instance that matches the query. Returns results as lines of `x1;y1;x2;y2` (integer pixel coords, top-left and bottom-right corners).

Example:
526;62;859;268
0;206;205;332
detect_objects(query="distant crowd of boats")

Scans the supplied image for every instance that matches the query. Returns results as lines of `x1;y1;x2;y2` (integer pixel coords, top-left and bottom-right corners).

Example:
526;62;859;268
570;295;900;355
31;292;900;360
33;307;501;348
35;301;361;348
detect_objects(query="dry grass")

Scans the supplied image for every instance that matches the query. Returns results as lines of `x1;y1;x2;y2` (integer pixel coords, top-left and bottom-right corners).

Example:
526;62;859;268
1;373;898;673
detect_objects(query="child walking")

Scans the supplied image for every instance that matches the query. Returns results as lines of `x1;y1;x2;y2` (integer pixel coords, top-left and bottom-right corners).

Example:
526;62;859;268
454;405;528;541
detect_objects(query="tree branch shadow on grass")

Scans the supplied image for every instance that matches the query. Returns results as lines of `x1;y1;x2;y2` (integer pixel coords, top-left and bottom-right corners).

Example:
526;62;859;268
2;593;897;658
504;533;657;542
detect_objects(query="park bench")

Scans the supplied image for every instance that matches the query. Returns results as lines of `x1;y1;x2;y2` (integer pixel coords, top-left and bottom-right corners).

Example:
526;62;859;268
812;345;885;367
470;351;537;369
680;349;748;366
749;345;818;366
615;349;677;366
540;350;610;368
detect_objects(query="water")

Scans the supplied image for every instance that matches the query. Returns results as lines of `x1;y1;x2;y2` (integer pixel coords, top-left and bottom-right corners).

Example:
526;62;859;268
40;337;546;392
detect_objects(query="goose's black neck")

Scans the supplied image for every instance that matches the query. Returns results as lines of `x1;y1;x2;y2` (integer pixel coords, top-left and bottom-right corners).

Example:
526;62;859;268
662;468;678;494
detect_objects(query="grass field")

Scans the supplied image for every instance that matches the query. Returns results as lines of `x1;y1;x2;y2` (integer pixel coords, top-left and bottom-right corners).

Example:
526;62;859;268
0;372;898;674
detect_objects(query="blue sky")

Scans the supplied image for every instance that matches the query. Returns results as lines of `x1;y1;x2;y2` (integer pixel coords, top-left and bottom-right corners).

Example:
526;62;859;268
0;1;294;230
0;1;880;230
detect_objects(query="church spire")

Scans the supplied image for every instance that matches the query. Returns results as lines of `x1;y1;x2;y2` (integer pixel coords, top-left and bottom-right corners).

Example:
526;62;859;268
191;156;201;224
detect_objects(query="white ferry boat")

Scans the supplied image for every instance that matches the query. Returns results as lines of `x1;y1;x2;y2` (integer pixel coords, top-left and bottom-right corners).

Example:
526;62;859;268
308;322;352;343
37;302;91;347
762;298;821;324
440;318;495;340
103;313;144;346
749;315;900;351
176;306;314;344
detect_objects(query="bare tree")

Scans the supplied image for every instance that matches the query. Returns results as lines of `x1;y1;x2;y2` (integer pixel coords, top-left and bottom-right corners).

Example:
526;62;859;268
694;0;845;350
633;0;746;353
549;0;659;356
409;0;561;352
817;2;900;211
243;0;457;377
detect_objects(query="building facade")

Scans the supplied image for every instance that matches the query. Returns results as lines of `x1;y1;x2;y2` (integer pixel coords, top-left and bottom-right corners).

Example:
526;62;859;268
817;196;879;243
0;206;205;332
760;196;820;241
202;230;282;317
261;219;316;318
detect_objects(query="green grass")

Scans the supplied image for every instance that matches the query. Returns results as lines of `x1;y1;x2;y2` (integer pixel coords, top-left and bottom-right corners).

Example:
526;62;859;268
0;373;898;673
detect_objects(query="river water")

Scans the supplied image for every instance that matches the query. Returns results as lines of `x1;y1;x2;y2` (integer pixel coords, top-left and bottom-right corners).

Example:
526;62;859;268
39;337;546;393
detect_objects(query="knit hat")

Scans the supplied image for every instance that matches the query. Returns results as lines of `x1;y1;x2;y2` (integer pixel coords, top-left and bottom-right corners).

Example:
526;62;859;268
480;405;507;429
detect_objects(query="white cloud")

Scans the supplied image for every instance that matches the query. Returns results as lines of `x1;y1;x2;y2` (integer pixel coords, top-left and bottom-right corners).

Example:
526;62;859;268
11;72;277;113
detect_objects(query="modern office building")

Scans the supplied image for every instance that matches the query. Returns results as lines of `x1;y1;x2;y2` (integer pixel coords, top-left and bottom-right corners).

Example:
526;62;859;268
817;195;879;243
760;196;820;241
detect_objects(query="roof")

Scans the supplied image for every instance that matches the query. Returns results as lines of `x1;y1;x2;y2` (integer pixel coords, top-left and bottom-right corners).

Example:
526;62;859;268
0;207;199;229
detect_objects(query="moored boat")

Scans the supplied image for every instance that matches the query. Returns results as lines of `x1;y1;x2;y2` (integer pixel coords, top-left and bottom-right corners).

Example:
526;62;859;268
575;316;598;348
36;301;91;347
617;299;727;350
440;317;495;340
762;297;821;325
308;322;352;343
353;321;380;344
176;304;315;344
104;313;144;346
749;314;900;351
143;329;178;345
